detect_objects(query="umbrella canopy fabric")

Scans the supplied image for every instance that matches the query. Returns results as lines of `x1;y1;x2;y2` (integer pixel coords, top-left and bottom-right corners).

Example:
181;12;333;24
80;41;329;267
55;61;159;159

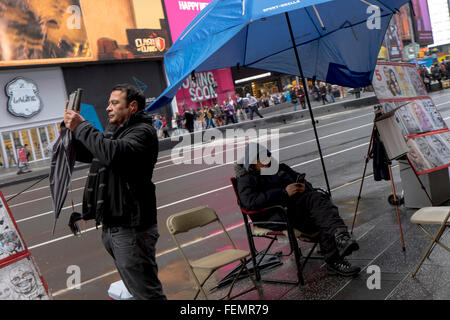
148;0;409;111
49;126;76;234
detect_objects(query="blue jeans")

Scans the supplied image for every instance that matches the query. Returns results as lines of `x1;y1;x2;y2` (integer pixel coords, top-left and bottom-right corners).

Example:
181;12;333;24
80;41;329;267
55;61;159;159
102;224;166;300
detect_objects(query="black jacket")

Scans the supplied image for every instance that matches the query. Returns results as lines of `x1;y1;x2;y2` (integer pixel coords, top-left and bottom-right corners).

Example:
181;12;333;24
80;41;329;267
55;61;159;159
234;162;313;228
72;111;159;228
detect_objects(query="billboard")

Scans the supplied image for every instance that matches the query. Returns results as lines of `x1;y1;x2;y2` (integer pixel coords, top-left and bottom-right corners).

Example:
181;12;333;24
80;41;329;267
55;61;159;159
163;0;236;112
385;18;404;62
62;60;168;129
0;0;91;67
163;0;211;42
411;0;434;46
0;0;171;68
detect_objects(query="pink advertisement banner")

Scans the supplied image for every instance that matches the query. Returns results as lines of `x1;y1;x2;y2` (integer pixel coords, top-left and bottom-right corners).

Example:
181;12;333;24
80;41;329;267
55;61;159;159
163;0;236;112
163;0;213;42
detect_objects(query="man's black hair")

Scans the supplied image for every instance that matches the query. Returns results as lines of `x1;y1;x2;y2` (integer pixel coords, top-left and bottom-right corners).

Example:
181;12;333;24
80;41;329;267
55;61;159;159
112;83;146;111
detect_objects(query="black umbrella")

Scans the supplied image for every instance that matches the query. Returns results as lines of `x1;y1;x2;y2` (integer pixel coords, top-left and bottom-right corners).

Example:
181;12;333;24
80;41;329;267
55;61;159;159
49;89;82;234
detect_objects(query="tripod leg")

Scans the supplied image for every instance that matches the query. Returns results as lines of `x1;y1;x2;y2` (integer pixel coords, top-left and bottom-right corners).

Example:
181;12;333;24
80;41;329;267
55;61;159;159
351;125;375;234
388;164;406;251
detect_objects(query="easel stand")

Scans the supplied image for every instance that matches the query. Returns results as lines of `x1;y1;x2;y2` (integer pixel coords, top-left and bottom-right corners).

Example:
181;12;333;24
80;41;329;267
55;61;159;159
350;124;434;251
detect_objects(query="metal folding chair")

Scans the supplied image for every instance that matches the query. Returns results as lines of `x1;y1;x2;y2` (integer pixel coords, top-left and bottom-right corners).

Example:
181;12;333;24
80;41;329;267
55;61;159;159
410;206;450;277
230;177;322;285
166;205;263;300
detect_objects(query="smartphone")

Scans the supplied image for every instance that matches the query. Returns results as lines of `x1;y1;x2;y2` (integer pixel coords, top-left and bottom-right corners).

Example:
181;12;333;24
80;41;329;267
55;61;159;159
296;173;305;183
67;88;83;112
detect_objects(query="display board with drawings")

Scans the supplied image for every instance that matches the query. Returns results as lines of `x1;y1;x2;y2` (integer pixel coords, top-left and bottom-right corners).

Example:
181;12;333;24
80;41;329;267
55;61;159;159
373;61;450;175
0;194;25;261
0;256;49;300
0;191;50;300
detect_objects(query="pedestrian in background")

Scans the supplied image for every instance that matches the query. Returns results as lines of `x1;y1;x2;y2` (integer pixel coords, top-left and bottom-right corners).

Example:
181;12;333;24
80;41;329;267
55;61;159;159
224;100;236;125
319;83;328;104
290;88;298;111
327;83;335;103
153;115;163;138
297;86;306;109
246;93;264;120
16;144;31;174
63;83;166;300
235;93;248;121
214;104;224;126
184;108;195;133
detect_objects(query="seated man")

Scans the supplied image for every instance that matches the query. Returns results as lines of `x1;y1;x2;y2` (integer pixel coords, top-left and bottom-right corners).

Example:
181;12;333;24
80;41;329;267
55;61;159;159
235;142;360;277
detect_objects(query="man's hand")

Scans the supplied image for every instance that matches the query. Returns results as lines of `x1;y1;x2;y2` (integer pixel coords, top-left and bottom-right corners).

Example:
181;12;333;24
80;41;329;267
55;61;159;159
64;109;85;131
285;183;306;197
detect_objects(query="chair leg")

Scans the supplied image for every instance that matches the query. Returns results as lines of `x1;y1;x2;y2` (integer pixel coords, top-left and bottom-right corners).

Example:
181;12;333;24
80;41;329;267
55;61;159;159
243;262;264;299
412;225;447;277
286;228;304;285
244;224;262;281
300;241;319;274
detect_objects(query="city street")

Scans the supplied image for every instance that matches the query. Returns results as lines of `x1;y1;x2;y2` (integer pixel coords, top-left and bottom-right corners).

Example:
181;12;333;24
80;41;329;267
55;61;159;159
2;90;450;300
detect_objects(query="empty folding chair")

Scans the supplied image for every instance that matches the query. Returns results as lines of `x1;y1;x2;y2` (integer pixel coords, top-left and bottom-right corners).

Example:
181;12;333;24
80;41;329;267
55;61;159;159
166;205;263;300
410;206;450;277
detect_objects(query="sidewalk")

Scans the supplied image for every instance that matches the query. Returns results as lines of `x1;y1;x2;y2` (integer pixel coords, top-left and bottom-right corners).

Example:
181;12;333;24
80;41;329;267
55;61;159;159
155;178;449;300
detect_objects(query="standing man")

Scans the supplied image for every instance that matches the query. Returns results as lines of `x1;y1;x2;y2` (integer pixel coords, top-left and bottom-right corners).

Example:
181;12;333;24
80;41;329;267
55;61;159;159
63;83;166;300
246;93;264;120
184;108;195;133
235;94;248;121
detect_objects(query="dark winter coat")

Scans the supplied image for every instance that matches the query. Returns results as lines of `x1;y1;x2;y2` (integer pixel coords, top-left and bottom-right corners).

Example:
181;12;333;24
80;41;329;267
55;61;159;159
72;110;159;228
234;162;313;229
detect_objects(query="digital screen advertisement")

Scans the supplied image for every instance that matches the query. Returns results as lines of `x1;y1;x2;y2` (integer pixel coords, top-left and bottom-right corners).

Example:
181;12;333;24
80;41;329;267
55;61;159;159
0;0;172;67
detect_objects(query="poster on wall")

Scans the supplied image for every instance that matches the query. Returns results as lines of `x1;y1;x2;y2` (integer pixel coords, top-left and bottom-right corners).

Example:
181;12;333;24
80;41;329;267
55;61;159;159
0;0;91;66
373;61;450;175
175;69;236;112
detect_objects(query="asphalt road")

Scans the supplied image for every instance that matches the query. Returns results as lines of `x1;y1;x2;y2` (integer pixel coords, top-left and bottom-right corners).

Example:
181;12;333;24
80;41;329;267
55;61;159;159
2;90;450;300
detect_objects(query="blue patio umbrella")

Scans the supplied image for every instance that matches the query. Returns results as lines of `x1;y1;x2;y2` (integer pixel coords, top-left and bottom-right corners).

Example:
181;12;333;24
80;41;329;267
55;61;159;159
149;0;410;193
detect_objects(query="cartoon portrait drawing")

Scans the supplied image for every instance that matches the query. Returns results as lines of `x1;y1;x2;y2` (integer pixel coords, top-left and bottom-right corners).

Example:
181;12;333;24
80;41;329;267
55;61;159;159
383;67;402;97
421;100;447;130
407;139;430;172
394;102;422;135
427;135;450;165
405;67;427;96
415;137;443;168
410;102;434;132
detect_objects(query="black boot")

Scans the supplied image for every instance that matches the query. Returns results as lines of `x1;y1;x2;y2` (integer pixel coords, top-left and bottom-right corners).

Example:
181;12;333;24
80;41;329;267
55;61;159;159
326;258;360;277
334;228;359;258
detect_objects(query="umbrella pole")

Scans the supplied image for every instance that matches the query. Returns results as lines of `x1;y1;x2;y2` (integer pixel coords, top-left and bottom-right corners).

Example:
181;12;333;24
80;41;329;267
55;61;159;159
285;12;331;195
